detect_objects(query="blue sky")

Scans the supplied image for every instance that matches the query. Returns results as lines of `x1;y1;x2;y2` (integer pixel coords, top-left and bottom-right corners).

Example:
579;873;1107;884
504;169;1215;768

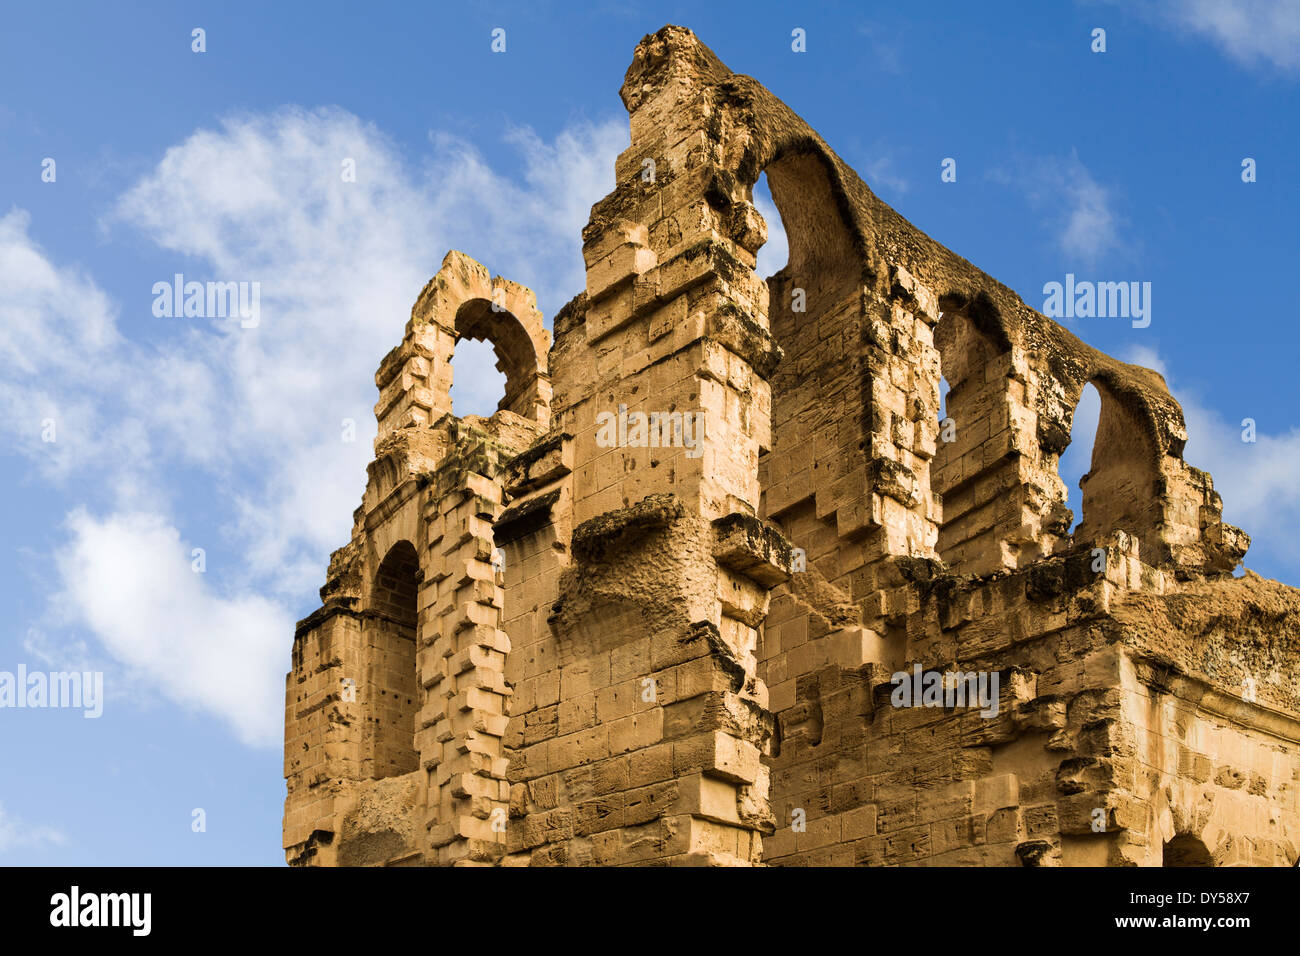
1;0;1297;864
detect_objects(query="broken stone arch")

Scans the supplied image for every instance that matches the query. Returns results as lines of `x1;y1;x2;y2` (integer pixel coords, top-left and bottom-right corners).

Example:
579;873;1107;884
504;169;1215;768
747;147;861;288
1064;373;1163;557
610;24;1242;579
748;147;878;551
396;250;553;430
452;296;547;422
932;297;1027;574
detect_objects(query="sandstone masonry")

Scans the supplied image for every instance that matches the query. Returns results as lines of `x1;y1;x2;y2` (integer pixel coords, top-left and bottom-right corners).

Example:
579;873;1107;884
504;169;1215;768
282;26;1300;867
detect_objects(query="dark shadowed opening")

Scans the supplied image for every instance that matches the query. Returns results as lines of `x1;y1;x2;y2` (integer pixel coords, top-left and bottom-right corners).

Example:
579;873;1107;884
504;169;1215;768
1163;834;1213;867
367;541;420;779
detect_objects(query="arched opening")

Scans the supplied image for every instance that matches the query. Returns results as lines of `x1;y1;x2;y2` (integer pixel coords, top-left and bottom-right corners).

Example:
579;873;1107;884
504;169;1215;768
1163;834;1213;867
751;147;871;710
759;150;860;296
1059;383;1101;534
1067;379;1161;553
754;146;864;495
452;298;547;423
448;336;507;419
932;305;1008;572
366;541;420;780
752;172;788;279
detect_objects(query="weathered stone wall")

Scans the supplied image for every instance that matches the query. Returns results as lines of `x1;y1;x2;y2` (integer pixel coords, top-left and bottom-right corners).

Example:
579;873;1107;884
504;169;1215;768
283;25;1299;867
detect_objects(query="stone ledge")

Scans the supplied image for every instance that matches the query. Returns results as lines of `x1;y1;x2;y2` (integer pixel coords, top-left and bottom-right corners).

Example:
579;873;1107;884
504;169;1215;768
712;512;796;586
570;493;686;564
503;432;573;497
294;598;360;642
493;488;561;545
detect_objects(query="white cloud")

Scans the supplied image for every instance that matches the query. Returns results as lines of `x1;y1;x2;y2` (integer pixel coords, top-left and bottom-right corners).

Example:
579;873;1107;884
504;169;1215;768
1100;0;1300;73
55;510;292;747
0;210;151;489
4;107;628;747
108;108;624;594
1059;174;1120;264
94;108;622;599
424;120;627;310
448;337;508;418
1122;344;1169;379
0;802;67;854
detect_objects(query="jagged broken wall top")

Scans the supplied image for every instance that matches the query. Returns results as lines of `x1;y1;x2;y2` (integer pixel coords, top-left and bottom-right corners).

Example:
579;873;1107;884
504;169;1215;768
564;25;1245;581
285;25;1294;869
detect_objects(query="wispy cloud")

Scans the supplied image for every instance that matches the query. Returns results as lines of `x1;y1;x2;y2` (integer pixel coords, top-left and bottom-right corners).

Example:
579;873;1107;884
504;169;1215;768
856;20;906;75
1094;0;1300;73
0;210;147;491
0;803;67;855
4;107;626;747
862;154;911;198
990;150;1124;266
55;510;292;747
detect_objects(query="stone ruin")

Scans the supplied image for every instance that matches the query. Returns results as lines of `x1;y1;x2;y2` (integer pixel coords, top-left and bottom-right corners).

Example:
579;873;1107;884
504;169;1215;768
282;26;1300;866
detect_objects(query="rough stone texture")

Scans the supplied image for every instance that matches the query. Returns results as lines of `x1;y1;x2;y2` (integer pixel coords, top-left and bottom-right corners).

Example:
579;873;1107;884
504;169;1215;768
283;26;1300;867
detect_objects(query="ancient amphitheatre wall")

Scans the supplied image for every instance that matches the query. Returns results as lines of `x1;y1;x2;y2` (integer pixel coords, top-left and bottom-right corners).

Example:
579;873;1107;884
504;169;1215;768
283;25;1300;867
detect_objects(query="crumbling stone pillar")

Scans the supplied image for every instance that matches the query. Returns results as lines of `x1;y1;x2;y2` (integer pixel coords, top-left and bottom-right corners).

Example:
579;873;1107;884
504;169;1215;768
932;300;1073;577
283;601;366;866
498;29;798;864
